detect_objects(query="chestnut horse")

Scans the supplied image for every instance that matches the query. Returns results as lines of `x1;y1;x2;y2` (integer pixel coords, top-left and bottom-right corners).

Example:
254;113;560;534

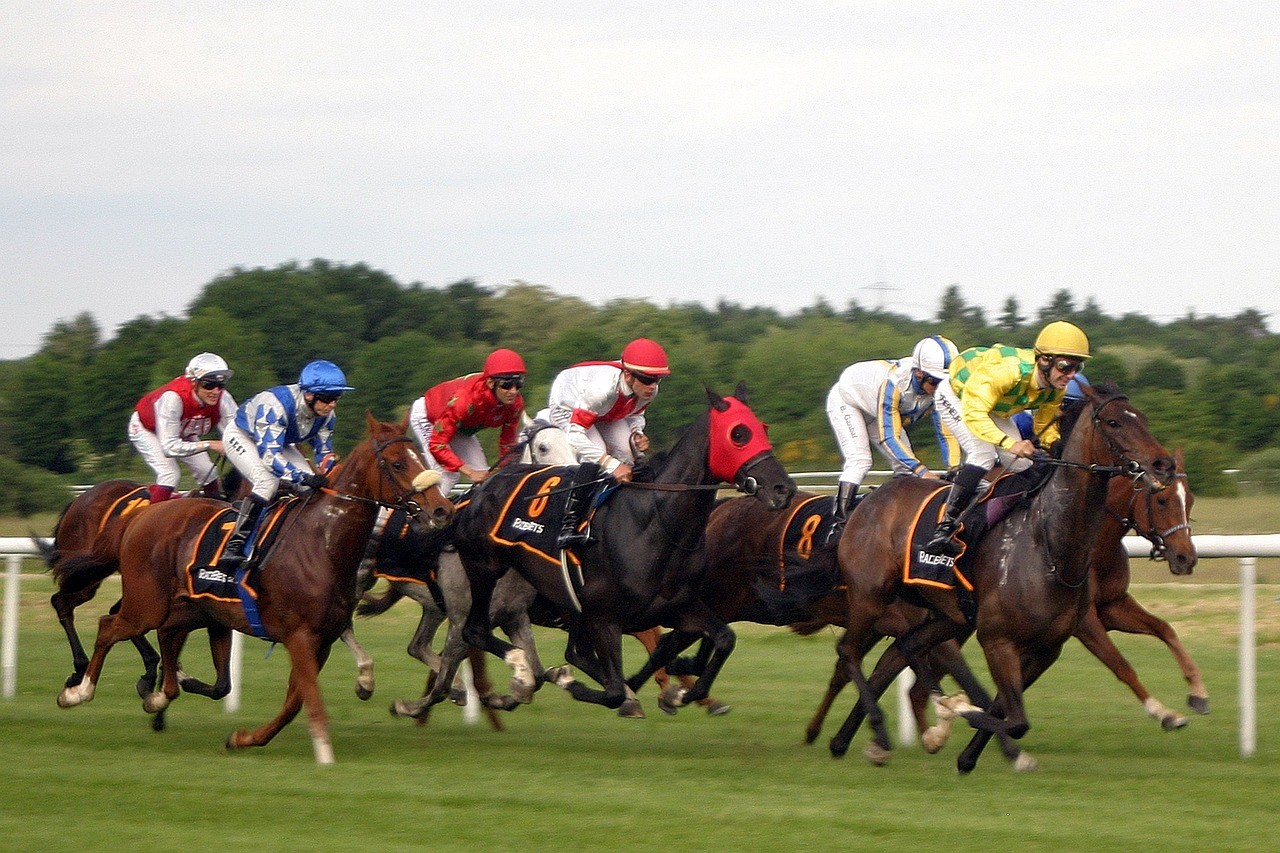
831;383;1176;772
799;449;1200;763
411;384;795;716
55;413;454;763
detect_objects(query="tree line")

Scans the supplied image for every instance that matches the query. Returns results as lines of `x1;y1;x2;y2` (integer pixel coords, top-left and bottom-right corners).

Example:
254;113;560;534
2;260;1278;510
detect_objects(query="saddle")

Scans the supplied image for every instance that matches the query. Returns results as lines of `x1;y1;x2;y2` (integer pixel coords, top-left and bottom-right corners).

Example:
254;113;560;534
98;487;152;533
488;466;613;566
901;465;1054;622
734;494;845;626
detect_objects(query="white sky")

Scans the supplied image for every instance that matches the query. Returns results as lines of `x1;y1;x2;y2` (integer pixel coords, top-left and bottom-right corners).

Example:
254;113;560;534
3;2;1278;359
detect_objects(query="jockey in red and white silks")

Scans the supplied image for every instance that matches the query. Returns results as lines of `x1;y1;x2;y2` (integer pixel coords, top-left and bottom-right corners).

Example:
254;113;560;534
407;348;527;494
543;338;671;484
128;352;237;504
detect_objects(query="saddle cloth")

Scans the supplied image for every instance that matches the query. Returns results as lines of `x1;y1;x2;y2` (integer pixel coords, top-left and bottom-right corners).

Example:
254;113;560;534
182;499;294;603
734;494;844;626
487;466;613;565
98;487;151;533
902;467;1051;591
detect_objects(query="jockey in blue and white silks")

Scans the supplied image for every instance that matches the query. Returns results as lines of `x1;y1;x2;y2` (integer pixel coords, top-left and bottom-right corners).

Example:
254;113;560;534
824;336;960;540
218;360;353;566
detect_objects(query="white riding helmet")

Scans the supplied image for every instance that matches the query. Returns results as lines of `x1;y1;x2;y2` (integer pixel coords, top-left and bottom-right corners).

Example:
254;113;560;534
911;335;959;380
184;352;234;383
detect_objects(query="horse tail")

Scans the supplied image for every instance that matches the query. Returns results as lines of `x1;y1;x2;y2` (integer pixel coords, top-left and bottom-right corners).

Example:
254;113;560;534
356;584;405;617
788;618;829;637
49;550;119;595
30;531;58;569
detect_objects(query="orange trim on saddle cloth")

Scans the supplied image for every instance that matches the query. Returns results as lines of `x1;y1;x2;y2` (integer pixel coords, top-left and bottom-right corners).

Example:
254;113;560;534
773;494;828;592
182;508;240;603
98;488;151;534
488;466;581;569
900;484;969;591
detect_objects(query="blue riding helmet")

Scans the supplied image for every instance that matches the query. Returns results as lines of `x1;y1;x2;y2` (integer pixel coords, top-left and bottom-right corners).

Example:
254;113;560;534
298;360;355;394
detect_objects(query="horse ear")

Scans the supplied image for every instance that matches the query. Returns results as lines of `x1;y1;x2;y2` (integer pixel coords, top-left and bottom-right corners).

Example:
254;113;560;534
396;409;411;435
733;380;749;405
706;386;731;412
365;409;378;435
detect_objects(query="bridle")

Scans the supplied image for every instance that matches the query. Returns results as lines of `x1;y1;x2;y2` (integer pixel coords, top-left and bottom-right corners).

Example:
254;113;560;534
318;436;440;517
1034;392;1158;489
1106;471;1191;561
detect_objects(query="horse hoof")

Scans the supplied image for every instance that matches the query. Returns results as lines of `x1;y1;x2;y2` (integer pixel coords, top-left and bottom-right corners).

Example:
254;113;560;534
225;731;247;752
705;701;732;717
545;666;575;689
57;686;88;708
617;698;646;719
142;692;170;714
151;710;167;733
390;698;428;719
1161;713;1190;731
448;687;468;706
1188;695;1210;715
1013;752;1039;772
135;675;154;700
355;685;373;702
863;742;892;766
829;738;850;759
920;727;947;754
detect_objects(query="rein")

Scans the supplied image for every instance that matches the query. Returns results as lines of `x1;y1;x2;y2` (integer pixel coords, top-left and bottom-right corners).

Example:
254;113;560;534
1105;472;1191;561
318;436;432;512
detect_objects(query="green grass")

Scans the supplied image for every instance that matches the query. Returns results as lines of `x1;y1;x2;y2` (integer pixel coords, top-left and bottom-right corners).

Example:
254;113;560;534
1;570;1278;852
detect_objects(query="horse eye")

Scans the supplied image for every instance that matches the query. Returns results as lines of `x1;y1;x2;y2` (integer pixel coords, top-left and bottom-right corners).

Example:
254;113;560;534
730;424;751;446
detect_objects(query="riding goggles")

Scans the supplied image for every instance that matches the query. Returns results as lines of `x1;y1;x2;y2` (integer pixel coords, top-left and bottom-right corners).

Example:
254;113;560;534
197;379;227;390
629;371;662;386
492;374;524;390
312;391;343;404
1049;357;1084;375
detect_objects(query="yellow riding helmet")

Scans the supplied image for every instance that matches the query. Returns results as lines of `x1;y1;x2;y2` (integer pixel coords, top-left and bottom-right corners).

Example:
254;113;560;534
1034;321;1091;359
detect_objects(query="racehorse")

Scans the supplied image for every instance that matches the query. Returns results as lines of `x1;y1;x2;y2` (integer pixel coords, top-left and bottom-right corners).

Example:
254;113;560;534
37;472;246;730
363;417;728;722
830;382;1176;772
701;491;1018;756
55;413;455;763
417;384;795;715
797;448;1200;762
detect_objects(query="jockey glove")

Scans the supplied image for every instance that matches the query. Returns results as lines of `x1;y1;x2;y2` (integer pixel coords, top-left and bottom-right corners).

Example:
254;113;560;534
300;472;328;490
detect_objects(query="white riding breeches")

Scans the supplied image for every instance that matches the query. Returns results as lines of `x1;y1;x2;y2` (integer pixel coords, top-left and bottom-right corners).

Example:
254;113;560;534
221;423;310;501
407;396;488;494
931;379;1030;472
127;412;218;489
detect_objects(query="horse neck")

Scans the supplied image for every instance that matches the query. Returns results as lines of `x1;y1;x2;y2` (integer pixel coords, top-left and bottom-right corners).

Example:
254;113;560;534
1032;415;1114;587
629;416;718;550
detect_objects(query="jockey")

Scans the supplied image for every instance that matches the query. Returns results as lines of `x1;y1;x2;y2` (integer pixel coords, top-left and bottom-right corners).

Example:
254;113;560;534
824;335;961;544
128;352;238;505
218;359;353;566
544;337;670;548
1013;373;1091;441
923;320;1090;557
407;348;527;494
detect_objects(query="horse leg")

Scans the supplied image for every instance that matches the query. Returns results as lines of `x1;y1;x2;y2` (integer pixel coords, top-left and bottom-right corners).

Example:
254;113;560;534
228;633;334;764
957;646;1059;773
57;607;143;708
498;613;543;705
465;648;505;731
550;620;627;709
919;639;1031;767
50;580;101;687
1094;593;1209;717
176;623;234;700
339;625;375;701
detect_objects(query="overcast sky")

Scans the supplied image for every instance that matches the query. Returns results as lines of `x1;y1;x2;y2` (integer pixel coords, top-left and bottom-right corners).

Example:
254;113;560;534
4;2;1277;359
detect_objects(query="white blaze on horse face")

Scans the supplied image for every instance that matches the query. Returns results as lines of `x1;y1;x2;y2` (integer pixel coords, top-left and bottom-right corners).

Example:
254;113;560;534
1175;480;1189;524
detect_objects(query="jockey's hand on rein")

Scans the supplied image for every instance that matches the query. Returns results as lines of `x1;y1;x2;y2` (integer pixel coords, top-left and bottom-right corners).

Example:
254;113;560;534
300;472;328;490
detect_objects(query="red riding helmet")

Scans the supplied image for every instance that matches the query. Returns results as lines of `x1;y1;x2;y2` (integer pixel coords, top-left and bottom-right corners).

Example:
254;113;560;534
483;348;526;377
620;338;670;376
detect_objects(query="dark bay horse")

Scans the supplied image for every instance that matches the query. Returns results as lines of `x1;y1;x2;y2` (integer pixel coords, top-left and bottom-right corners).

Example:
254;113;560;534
38;473;245;729
831;383;1176;772
56;413;455;763
798;448;1200;763
418;384;795;715
701;491;1016;756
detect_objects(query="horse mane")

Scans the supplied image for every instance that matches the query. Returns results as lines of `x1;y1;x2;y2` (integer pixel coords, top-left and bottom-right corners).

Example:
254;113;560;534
1056;378;1122;446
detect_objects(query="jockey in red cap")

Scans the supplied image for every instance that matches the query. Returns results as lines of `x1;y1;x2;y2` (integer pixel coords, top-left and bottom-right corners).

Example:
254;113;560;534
408;348;527;494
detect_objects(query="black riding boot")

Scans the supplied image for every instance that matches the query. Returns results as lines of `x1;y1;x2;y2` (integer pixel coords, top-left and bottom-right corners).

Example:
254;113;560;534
556;463;600;550
219;494;269;568
922;464;986;557
823;481;859;548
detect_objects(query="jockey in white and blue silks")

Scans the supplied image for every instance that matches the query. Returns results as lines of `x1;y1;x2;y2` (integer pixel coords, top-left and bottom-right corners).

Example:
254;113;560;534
219;359;354;565
823;336;960;542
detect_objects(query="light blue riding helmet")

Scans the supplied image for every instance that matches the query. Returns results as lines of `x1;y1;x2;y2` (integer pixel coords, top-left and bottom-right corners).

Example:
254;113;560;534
298;360;355;394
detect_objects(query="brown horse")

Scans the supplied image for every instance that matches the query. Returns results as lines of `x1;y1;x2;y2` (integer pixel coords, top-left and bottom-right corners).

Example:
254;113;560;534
830;382;1176;772
56;413;455;763
701;492;1013;756
799;449;1201;762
